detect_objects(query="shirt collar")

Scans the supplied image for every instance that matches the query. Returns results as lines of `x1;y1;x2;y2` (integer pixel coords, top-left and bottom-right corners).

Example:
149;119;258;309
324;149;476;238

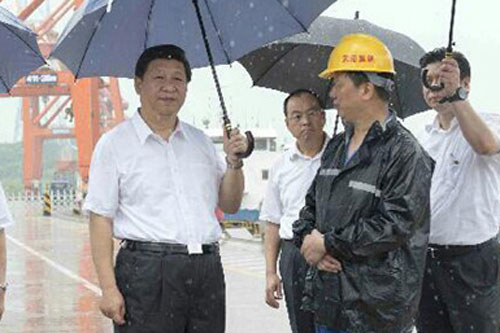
425;114;459;133
131;110;153;145
131;109;185;145
289;133;330;161
344;110;397;142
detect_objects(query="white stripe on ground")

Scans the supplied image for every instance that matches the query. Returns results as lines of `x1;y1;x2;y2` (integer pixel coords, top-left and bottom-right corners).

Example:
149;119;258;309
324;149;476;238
6;235;102;296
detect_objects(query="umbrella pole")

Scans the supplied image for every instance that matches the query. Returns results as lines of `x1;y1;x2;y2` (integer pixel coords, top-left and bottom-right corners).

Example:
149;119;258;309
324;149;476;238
446;0;457;54
192;0;254;158
421;0;458;92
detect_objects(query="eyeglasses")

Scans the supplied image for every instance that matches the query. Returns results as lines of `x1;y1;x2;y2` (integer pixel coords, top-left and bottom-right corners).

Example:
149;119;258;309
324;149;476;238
287;109;322;123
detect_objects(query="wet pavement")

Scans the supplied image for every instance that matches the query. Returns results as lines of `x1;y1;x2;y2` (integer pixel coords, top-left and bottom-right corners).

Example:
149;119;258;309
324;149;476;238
0;202;289;332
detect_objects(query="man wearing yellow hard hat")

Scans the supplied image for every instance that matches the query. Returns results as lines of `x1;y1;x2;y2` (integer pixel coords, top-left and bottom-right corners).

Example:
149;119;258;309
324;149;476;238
292;34;434;332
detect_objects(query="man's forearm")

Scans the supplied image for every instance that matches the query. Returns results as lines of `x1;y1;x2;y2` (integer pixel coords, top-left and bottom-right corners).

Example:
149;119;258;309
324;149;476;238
218;168;244;214
264;222;281;275
453;102;500;154
89;213;117;291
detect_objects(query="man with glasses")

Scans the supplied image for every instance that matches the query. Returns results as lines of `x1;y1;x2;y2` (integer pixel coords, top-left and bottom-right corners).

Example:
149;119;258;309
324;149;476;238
293;34;434;332
262;89;328;333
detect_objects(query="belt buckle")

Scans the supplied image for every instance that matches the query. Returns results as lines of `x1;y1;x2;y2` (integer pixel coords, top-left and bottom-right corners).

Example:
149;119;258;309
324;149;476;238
187;244;203;255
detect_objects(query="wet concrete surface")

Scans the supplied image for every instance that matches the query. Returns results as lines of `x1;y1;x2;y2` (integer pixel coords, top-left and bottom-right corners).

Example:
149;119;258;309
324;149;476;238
0;202;289;332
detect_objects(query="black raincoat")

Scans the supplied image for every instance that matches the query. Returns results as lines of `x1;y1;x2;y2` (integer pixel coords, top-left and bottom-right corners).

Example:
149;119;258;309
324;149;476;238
293;114;434;333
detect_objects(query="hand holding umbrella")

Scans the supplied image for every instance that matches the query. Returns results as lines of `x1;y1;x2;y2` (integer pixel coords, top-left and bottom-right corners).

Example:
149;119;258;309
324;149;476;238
421;0;459;97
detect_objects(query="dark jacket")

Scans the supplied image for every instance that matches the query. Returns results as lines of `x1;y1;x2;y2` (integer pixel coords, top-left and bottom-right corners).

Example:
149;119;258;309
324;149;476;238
293;114;434;333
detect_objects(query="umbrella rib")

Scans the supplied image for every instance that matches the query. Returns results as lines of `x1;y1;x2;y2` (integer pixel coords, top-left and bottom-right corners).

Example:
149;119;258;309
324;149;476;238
0;75;10;93
272;0;307;32
202;0;231;65
74;9;107;79
0;22;46;64
143;0;155;51
251;43;301;86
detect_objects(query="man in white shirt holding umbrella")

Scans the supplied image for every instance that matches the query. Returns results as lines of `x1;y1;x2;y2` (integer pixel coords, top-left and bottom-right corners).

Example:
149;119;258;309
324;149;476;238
416;47;500;333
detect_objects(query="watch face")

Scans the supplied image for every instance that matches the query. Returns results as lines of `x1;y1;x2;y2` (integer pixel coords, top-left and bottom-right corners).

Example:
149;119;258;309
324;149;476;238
458;87;468;100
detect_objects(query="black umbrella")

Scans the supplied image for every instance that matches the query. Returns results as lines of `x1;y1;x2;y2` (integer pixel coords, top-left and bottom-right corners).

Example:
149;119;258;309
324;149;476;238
239;16;428;118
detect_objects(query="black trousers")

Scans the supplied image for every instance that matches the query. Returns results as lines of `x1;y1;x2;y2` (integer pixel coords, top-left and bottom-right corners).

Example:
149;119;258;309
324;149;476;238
280;240;315;333
114;244;225;333
416;238;499;333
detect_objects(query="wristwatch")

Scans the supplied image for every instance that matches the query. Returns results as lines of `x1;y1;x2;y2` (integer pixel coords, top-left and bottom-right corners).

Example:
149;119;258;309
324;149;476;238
0;282;8;292
225;156;243;169
446;87;469;103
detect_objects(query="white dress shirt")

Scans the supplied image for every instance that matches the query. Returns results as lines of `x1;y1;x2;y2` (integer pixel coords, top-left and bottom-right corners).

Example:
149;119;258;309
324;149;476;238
83;111;226;244
417;112;500;245
260;136;329;240
0;181;14;229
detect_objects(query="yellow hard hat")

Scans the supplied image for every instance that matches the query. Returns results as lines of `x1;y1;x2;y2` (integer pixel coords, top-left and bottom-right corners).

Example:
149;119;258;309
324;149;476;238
319;33;396;79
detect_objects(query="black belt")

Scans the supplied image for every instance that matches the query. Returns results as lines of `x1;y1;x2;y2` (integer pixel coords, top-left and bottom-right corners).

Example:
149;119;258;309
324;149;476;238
121;239;219;255
428;238;495;259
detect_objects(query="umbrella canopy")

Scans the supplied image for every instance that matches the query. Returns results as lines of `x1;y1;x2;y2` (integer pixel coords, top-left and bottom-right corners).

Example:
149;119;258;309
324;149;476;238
239;16;428;118
50;0;338;79
0;6;46;93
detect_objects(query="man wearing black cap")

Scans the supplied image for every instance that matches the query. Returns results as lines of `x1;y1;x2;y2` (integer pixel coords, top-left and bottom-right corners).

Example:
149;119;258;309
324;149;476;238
84;44;247;332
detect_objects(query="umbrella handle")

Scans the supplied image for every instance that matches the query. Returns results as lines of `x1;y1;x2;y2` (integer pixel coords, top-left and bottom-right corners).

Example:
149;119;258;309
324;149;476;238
239;131;255;159
421;69;444;92
223;119;255;159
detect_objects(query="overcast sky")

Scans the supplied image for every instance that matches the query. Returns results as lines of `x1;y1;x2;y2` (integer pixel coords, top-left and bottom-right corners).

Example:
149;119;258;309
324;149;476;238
1;0;499;144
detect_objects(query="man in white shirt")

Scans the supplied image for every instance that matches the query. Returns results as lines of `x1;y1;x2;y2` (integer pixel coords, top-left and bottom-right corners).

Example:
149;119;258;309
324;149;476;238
0;181;14;321
262;89;328;333
416;48;500;333
84;45;247;332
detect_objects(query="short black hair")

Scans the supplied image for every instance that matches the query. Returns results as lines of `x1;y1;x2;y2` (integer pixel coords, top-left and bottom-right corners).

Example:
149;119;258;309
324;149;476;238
283;89;324;116
419;47;471;80
345;72;393;102
135;44;192;82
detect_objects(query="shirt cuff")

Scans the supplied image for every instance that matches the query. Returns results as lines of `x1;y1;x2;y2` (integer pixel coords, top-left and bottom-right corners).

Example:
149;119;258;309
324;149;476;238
82;201;116;219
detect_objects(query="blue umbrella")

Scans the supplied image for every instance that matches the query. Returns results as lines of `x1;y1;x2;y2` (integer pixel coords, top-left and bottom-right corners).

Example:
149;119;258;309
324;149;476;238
0;6;46;93
51;0;336;78
50;0;337;157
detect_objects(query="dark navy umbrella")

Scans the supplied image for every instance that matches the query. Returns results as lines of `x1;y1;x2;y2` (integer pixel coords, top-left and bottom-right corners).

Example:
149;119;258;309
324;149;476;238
0;6;45;93
50;0;338;157
239;16;428;118
51;0;337;78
